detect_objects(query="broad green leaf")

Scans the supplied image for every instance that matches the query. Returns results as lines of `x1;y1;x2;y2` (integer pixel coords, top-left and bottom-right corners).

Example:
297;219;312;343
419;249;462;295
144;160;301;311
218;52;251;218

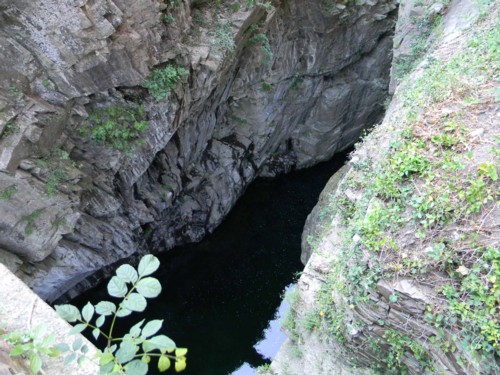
129;319;145;338
136;277;162;298
158;355;171;372
116;264;139;283
175;358;186;372
478;162;498;181
9;345;24;356
95;301;116;316
41;334;56;347
143;335;175;353
53;343;69;353
92;328;100;340
123;293;147;312
175;348;188;357
82;302;94;322
116;307;132;317
124;359;148;375
55;304;81;323
64;352;77;366
29;352;42;374
138;255;160;277
38;346;52;356
48;347;60;357
81;344;89;354
33;324;47;339
69;323;87;335
72;337;83;351
141;320;163;338
99;361;115;375
142;355;151;364
107;276;128;298
116;340;137;364
96;315;105;328
142;341;153;353
99;351;114;366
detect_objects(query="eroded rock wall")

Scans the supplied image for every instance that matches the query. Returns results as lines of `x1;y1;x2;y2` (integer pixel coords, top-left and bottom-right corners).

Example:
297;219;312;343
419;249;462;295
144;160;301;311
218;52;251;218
0;0;397;301
270;0;499;373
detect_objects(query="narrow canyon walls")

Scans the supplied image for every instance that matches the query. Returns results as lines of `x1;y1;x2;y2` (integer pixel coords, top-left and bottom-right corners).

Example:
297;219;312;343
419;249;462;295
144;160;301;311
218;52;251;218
0;0;396;301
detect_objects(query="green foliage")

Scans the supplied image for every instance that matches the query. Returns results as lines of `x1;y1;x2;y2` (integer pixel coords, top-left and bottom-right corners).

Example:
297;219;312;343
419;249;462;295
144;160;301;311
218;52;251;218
56;255;187;375
358;200;403;252
42;79;52;89
230;115;247;126
260;81;273;92
436;246;500;370
229;2;241;12
301;309;321;331
402;23;499;110
255;363;270;371
46;168;68;197
52;215;67;229
302;10;500;373
191;11;208;28
1;121;17;139
248;33;273;62
0;324;69;374
281;288;300;340
395;11;444;78
1;184;17;201
83;104;149;150
7;85;21;97
261;1;273;11
377;330;432;374
162;14;175;24
478;162;498;181
144;66;189;101
212;22;235;55
290;77;304;91
20;208;45;236
31;147;76;196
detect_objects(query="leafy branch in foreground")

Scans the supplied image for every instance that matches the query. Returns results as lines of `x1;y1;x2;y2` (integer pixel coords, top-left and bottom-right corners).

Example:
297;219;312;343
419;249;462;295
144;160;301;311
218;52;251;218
56;255;187;375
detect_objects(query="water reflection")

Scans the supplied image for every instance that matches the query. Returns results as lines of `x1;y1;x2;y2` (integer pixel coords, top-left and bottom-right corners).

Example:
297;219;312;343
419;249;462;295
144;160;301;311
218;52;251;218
232;283;294;374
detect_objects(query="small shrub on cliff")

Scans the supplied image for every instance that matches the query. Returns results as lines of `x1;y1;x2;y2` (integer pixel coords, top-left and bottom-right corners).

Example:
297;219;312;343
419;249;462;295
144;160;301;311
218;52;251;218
1;184;17;200
144;66;189;101
83;103;149;150
0;120;17;139
1;324;66;374
211;22;235;55
248;33;273;62
56;255;187;375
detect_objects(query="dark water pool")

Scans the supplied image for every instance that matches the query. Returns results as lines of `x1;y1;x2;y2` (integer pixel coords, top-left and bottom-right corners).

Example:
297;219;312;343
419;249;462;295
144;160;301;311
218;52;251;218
73;150;349;374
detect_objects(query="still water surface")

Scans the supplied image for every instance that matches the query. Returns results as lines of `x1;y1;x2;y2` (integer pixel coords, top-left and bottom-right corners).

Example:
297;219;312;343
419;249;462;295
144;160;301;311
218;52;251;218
74;151;348;374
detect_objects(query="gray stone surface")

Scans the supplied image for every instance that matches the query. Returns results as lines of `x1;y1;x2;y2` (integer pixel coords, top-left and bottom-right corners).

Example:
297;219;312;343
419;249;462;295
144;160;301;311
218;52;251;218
0;263;98;374
0;0;397;301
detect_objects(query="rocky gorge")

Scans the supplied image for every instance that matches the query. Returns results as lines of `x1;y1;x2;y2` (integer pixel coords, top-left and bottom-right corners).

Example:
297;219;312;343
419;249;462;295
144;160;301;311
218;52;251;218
0;0;498;373
0;0;396;303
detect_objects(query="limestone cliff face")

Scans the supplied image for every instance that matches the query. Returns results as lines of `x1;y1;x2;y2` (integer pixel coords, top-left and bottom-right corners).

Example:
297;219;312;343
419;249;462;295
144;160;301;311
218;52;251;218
0;0;396;301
